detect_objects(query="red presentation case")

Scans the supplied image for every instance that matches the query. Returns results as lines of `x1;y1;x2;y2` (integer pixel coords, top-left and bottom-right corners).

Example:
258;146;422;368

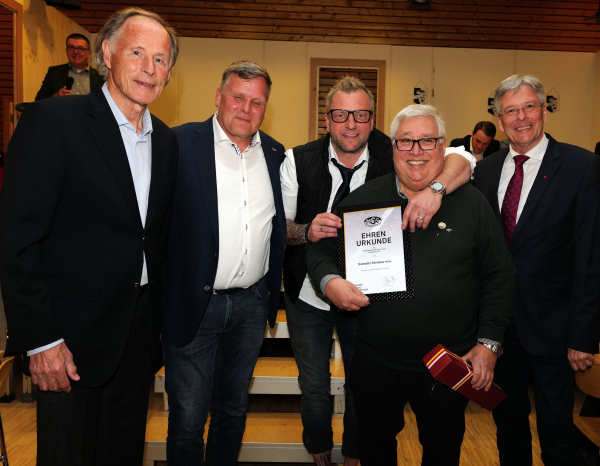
423;344;507;411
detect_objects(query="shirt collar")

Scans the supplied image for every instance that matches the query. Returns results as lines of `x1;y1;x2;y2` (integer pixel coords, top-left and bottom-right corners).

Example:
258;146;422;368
102;83;153;137
328;140;369;168
508;133;548;161
69;64;89;74
212;112;261;149
395;175;409;201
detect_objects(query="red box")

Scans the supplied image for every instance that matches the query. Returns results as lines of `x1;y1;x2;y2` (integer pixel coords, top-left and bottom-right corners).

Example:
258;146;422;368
423;344;507;411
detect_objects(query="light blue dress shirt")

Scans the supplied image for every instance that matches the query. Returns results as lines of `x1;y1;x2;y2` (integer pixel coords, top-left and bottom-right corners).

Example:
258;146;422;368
27;84;153;356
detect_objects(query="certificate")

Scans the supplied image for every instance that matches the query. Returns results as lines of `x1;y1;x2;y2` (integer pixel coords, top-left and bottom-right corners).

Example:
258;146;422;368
335;201;414;302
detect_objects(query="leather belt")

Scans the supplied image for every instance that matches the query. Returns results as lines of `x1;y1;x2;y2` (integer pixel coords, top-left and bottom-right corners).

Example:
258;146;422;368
213;287;244;295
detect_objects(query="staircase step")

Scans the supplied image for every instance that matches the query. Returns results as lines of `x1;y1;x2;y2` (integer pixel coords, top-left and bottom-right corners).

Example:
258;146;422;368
265;310;288;338
155;357;345;396
144;412;344;463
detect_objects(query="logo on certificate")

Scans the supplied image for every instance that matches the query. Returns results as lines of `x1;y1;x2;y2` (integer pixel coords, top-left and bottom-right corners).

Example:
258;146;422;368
364;216;382;227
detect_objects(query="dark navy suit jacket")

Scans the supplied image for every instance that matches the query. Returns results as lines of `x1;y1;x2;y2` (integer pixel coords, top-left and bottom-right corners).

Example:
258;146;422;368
474;134;600;356
162;117;286;348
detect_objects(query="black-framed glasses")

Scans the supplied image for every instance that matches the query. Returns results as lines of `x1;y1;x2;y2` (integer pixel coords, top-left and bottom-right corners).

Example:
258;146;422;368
393;137;444;151
328;109;373;123
67;46;89;53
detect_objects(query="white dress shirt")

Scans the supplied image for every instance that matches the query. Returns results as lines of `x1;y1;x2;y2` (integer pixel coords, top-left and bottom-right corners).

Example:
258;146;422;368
497;135;549;223
28;84;153;356
280;142;476;311
212;114;275;290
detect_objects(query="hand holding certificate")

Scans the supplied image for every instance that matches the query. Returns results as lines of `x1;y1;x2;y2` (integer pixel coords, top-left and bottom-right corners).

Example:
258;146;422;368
336;201;414;302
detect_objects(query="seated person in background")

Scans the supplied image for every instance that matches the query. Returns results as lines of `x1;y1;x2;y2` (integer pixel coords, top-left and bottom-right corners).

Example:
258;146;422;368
35;33;104;100
451;121;500;160
306;104;515;466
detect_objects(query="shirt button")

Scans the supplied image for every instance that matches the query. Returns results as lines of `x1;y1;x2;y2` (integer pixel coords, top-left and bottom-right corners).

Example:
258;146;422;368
245;249;248;254
137;170;140;175
204;285;210;291
244;201;247;206
137;200;141;205
242;177;245;182
245;224;248;230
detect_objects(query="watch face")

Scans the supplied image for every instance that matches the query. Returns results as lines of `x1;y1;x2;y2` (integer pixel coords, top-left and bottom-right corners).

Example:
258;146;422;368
431;182;443;191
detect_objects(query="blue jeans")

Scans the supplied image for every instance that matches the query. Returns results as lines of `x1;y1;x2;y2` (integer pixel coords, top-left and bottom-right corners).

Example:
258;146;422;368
285;292;359;458
163;277;270;466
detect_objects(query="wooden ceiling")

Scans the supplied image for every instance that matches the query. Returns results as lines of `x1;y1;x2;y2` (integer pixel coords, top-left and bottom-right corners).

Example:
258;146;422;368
59;0;600;52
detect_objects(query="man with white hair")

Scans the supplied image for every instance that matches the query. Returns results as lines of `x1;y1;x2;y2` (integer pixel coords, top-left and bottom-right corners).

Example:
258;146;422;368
0;8;178;465
475;75;600;466
306;104;515;465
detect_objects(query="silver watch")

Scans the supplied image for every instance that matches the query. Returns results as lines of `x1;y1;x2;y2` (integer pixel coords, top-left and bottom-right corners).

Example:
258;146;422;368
428;181;446;197
479;342;503;358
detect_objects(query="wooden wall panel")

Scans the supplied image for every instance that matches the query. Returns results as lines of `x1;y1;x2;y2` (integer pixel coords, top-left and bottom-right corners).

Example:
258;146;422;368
0;9;13;152
59;0;600;53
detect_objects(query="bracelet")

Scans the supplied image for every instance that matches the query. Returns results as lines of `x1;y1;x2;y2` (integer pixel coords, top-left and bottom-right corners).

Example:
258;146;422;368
301;223;313;244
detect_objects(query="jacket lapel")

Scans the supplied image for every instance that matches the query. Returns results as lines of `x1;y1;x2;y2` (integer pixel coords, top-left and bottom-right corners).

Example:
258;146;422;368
87;90;142;226
145;115;164;231
510;136;561;245
486;149;508;222
192;119;219;242
260;131;284;219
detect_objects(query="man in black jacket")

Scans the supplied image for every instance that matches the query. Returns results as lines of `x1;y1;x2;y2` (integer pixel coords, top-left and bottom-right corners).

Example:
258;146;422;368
280;76;474;465
450;121;501;160
35;33;104;101
0;9;178;465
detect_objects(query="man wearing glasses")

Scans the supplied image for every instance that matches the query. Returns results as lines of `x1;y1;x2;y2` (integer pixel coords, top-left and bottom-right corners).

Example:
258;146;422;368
280;76;475;465
475;75;600;465
35;33;104;100
303;104;514;465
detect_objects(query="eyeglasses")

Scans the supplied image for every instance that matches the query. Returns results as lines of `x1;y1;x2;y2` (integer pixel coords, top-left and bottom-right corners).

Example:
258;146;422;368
328;109;373;123
393;137;444;151
67;46;90;53
499;103;544;118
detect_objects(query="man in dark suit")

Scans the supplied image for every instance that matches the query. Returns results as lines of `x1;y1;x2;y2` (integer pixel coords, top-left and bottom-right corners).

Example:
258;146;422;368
451;121;501;160
0;9;179;465
474;74;600;466
35;33;104;101
162;61;286;465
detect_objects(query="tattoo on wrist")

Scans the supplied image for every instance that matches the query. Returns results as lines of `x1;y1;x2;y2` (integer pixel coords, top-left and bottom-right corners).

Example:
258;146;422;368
286;219;307;246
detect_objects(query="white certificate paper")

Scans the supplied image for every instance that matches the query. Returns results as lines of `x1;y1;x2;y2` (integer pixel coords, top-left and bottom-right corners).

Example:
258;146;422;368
343;206;406;294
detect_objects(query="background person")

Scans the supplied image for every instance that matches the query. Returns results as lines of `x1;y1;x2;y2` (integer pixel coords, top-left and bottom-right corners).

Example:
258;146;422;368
35;33;104;100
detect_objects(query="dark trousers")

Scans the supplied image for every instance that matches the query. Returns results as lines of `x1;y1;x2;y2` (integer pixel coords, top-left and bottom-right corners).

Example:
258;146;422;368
284;293;358;458
163;277;270;466
36;287;153;466
492;322;576;466
349;348;469;466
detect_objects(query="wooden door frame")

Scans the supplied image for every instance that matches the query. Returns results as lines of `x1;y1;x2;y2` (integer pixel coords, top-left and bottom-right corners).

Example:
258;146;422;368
309;58;386;141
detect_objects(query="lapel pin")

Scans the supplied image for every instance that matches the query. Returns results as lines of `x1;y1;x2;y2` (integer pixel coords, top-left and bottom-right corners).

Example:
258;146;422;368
271;147;277;151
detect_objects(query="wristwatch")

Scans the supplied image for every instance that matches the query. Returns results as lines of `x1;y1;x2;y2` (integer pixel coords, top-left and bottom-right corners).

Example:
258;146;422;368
428;180;447;198
301;223;313;244
478;342;503;358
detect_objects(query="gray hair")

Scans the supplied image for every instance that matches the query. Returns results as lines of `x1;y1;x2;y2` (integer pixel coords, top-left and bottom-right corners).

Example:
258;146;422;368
390;104;446;141
94;8;179;79
494;75;545;115
325;76;374;112
220;61;272;100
